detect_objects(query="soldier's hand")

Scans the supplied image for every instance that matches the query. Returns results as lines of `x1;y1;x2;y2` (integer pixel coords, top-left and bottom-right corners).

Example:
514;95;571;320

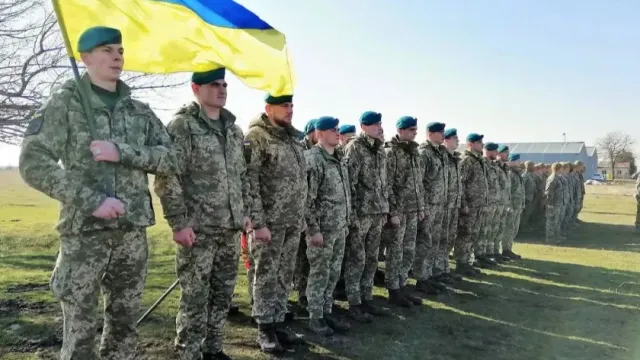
92;197;125;219
418;211;425;221
90;140;120;163
390;216;400;227
308;232;324;248
174;227;196;248
254;227;272;244
243;217;253;232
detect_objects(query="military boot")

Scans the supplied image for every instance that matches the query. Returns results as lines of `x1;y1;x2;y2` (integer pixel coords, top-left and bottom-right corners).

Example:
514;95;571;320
298;295;308;308
201;351;232;360
445;271;463;282
416;280;441;295
257;323;283;353
388;288;413;308
427;277;448;291
454;263;478;277
400;286;423;306
478;255;498;267
274;322;304;345
502;249;522;260
362;299;390;316
434;273;454;285
348;305;373;323
228;303;240;316
307;319;334;337
325;313;350;333
374;268;386;286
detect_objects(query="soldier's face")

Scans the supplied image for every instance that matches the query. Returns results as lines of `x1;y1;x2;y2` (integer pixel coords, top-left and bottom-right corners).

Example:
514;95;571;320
266;103;294;126
428;131;444;144
470;141;483;152
362;123;383;139
193;80;227;108
340;133;354;144
317;128;340;147
82;44;124;82
398;126;417;142
444;136;459;151
498;152;508;161
484;150;497;160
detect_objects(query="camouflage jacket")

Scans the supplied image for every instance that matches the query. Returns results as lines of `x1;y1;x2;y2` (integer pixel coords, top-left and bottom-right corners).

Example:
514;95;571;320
301;137;315;151
460;149;488;209
522;171;536;207
419;140;448;205
578;172;586;195
153;102;250;232
485;158;501;204
344;133;389;217
496;161;511;206
571;172;582;201
534;173;546;207
304;145;351;235
19;74;177;235
244;113;307;229
509;167;525;210
560;174;571;204
384;135;425;216
545;173;563;206
444;150;462;209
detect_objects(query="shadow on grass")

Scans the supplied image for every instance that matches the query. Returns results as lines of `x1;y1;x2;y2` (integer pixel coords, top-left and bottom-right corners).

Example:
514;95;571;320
0;254;56;272
517;221;640;253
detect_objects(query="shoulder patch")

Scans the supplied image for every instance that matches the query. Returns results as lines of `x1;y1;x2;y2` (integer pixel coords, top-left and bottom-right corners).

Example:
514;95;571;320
23;111;44;136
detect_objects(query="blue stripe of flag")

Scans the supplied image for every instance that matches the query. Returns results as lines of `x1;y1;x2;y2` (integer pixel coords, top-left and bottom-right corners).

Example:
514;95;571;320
157;0;273;30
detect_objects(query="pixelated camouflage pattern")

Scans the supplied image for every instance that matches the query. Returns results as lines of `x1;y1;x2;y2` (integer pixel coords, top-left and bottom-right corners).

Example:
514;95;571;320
385;135;425;216
496;161;511;206
175;230;241;356
153;102;250;233
244;113;307;229
419;140;449;205
545;174;563;239
459;149;488;209
485;158;501;204
344;133;389;217
19;74;178;235
521;170;537;228
444;150;463;209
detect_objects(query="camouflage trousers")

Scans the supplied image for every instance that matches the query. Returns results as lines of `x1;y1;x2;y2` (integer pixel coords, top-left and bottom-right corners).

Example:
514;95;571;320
250;224;303;324
305;227;347;319
520;202;534;230
344;214;385;306
636;203;640;229
438;207;459;273
503;208;523;252
384;212;419;290
476;204;496;257
175;229;241;358
561;202;574;234
293;232;310;296
489;205;508;255
545;205;562;241
51;228;148;360
414;204;446;280
456;207;484;265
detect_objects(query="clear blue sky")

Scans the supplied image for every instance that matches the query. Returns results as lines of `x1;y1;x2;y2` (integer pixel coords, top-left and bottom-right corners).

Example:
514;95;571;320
2;0;639;166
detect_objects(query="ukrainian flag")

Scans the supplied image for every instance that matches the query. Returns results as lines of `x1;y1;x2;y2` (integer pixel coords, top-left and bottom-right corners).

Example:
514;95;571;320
54;0;295;96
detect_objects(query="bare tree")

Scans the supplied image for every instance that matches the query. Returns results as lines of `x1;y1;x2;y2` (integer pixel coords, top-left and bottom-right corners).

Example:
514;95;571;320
0;0;186;145
596;131;636;180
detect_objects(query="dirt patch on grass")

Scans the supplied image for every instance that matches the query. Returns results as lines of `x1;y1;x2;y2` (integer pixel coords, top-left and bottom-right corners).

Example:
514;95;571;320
5;282;50;293
0;298;54;314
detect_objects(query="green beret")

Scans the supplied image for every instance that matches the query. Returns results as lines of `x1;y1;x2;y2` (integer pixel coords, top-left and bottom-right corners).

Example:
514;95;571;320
360;111;382;125
265;94;293;105
339;124;356;135
396;116;417;129
497;144;509;153
427;122;446;133
315;116;339;131
304;119;317;134
444;128;457;139
192;68;226;85
484;142;499;151
466;133;484;143
508;153;521;161
77;26;122;53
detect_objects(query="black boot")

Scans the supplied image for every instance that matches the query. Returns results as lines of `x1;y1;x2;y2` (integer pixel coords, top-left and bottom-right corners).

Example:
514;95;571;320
257;323;283;353
201;351;232;360
502;249;522;260
298;295;308;308
400;286;423;306
325;313;350;333
455;263;478;277
374;268;386;286
362;299;390;316
307;318;334;336
415;280;440;295
347;305;373;323
228;303;240;316
446;271;463;281
274;322;304;345
388;288;413;308
427;277;448;291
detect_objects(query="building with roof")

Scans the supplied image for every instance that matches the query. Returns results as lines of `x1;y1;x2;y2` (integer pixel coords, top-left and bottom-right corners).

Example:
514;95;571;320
597;161;632;179
457;141;597;179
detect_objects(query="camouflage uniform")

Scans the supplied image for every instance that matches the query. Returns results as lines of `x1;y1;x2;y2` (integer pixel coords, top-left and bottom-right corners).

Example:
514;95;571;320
415;140;448;280
244;114;307;324
304;146;351;319
505;166;525;251
478;159;500;257
19;75;177;360
294;136;315;299
635;174;640;230
571;172;583;225
534;172;547;232
521;169;536;230
441;150;462;273
491;161;511;255
456;149;488;265
384;136;424;290
545;173;563;241
577;171;586;217
153;103;249;357
559;173;572;236
343;134;389;305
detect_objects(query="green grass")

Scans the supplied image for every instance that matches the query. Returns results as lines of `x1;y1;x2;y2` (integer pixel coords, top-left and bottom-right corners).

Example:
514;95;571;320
2;169;640;359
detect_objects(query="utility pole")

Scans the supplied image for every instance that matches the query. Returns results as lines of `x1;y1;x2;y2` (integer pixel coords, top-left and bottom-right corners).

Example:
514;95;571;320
562;132;566;143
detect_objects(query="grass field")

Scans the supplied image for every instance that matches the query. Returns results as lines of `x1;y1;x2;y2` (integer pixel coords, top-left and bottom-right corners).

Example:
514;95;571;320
1;169;640;360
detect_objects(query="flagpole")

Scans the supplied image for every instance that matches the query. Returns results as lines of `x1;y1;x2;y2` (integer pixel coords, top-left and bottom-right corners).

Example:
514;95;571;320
50;0;114;197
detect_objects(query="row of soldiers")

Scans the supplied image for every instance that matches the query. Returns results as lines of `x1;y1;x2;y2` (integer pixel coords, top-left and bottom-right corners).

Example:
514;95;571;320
17;27;587;360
